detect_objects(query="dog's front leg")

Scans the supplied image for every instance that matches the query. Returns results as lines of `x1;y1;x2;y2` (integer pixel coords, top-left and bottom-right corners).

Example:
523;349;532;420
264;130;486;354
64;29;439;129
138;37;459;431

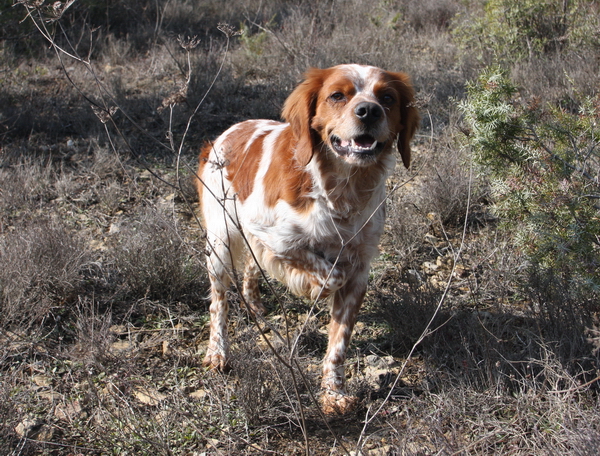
320;276;367;415
248;235;347;301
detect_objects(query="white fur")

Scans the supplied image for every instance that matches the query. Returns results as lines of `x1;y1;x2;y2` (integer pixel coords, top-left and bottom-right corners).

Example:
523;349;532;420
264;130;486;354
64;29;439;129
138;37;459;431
197;64;417;413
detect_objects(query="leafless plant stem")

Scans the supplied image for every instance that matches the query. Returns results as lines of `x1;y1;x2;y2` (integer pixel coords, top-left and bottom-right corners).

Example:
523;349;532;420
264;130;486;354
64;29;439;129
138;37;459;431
355;131;473;452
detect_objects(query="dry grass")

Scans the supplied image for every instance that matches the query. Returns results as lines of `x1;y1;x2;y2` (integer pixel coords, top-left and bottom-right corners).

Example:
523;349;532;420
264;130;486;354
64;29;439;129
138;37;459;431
1;0;599;454
0;218;90;329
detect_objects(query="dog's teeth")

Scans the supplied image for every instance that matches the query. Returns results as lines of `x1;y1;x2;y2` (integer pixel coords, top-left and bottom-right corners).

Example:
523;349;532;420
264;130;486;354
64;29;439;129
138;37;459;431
351;139;377;151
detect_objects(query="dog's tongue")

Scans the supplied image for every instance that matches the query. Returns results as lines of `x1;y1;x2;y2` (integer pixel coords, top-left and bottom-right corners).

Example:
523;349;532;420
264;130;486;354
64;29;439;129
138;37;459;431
353;135;375;148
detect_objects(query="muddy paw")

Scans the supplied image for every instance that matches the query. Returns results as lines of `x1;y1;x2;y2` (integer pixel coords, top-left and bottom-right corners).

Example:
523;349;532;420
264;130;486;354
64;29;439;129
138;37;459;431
202;353;229;371
320;390;359;415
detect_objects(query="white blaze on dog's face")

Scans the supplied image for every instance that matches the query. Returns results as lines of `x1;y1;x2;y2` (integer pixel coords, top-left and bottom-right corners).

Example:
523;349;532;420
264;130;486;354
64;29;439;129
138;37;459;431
309;64;415;168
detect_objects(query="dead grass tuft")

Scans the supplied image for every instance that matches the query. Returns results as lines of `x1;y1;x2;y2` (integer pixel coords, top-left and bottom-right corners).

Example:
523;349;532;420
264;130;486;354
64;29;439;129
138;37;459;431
109;207;205;303
0;218;89;329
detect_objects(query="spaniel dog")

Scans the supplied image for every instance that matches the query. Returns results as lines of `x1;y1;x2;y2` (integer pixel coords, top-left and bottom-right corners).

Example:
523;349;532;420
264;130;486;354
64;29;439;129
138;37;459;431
196;64;419;414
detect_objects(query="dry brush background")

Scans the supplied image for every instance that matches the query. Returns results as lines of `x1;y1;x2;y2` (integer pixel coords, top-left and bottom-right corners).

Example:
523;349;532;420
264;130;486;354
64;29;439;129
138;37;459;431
1;0;600;454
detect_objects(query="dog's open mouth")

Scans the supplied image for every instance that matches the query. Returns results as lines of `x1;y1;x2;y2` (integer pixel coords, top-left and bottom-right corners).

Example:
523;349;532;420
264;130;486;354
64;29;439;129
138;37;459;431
331;134;385;157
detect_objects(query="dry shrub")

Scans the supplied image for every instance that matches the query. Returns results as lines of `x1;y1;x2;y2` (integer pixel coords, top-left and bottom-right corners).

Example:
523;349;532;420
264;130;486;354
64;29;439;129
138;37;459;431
399;0;459;31
421;295;597;398
390;376;600;454
0;159;54;219
89;140;130;179
110;207;204;303
230;340;305;426
228;0;467;129
88;144;133;213
511;53;600;106
387;301;600;454
452;0;600;104
384;191;429;270
0;375;19;450
0;218;89;329
373;273;441;355
416;132;480;226
459;228;524;308
69;296;114;367
385;129;479;269
526;269;598;363
214;304;321;426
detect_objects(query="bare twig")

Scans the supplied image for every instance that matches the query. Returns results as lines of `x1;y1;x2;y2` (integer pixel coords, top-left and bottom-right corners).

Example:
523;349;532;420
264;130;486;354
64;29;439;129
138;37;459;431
355;113;473;452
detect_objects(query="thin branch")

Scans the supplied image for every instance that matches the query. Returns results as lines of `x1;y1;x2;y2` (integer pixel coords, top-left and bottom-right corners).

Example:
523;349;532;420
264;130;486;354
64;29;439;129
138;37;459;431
356;125;473;452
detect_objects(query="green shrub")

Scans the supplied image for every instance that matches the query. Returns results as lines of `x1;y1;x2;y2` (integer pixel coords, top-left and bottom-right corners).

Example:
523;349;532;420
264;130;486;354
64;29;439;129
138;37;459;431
459;67;600;293
453;0;600;63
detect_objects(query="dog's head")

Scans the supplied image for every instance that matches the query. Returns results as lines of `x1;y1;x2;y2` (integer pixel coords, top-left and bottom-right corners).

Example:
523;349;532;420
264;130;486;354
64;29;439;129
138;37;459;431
282;64;420;168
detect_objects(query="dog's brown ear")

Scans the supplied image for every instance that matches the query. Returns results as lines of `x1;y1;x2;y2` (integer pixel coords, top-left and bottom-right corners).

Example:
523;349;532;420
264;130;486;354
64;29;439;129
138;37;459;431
390;72;420;168
282;68;329;166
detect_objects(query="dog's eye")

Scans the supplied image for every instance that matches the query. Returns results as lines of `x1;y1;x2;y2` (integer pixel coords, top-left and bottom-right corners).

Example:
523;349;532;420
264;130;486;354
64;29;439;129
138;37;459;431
380;94;395;106
330;92;346;102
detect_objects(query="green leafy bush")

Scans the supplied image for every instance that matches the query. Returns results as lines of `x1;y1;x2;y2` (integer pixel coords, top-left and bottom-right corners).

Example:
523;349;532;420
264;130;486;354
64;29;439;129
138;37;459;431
459;67;600;292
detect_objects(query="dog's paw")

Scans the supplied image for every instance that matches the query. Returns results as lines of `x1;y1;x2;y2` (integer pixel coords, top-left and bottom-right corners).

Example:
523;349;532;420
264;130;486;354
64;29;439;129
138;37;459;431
324;266;346;292
309;265;346;300
202;353;229;371
320;390;359;415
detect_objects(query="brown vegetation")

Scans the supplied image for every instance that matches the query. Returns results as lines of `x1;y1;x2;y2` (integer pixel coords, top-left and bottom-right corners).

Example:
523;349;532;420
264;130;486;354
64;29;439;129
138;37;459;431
1;0;599;454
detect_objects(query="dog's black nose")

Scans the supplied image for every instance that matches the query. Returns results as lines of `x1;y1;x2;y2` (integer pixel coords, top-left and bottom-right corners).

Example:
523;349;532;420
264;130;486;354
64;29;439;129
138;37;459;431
354;102;383;125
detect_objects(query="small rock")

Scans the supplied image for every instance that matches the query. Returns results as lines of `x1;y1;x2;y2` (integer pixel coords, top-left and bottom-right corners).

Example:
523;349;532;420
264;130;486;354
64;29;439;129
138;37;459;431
365;354;396;369
139;169;153;180
162;340;171;356
32;375;52;387
36;424;54;442
422;261;438;273
108;222;121;234
353;321;365;334
39;391;62;402
54;400;84;421
109;325;127;335
134;387;166;406
380;355;397;367
189;389;207;400
206;438;220;449
15;418;41;438
406;269;423;285
365;354;379;366
111;340;135;353
89;239;107;251
154;409;172;425
364;366;391;389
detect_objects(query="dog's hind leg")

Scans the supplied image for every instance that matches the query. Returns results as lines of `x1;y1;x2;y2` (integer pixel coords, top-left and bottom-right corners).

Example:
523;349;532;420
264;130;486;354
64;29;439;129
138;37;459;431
202;236;232;370
202;223;245;370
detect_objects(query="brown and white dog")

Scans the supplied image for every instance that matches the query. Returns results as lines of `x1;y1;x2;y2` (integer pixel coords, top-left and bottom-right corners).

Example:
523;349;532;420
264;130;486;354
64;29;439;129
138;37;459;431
196;64;419;414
